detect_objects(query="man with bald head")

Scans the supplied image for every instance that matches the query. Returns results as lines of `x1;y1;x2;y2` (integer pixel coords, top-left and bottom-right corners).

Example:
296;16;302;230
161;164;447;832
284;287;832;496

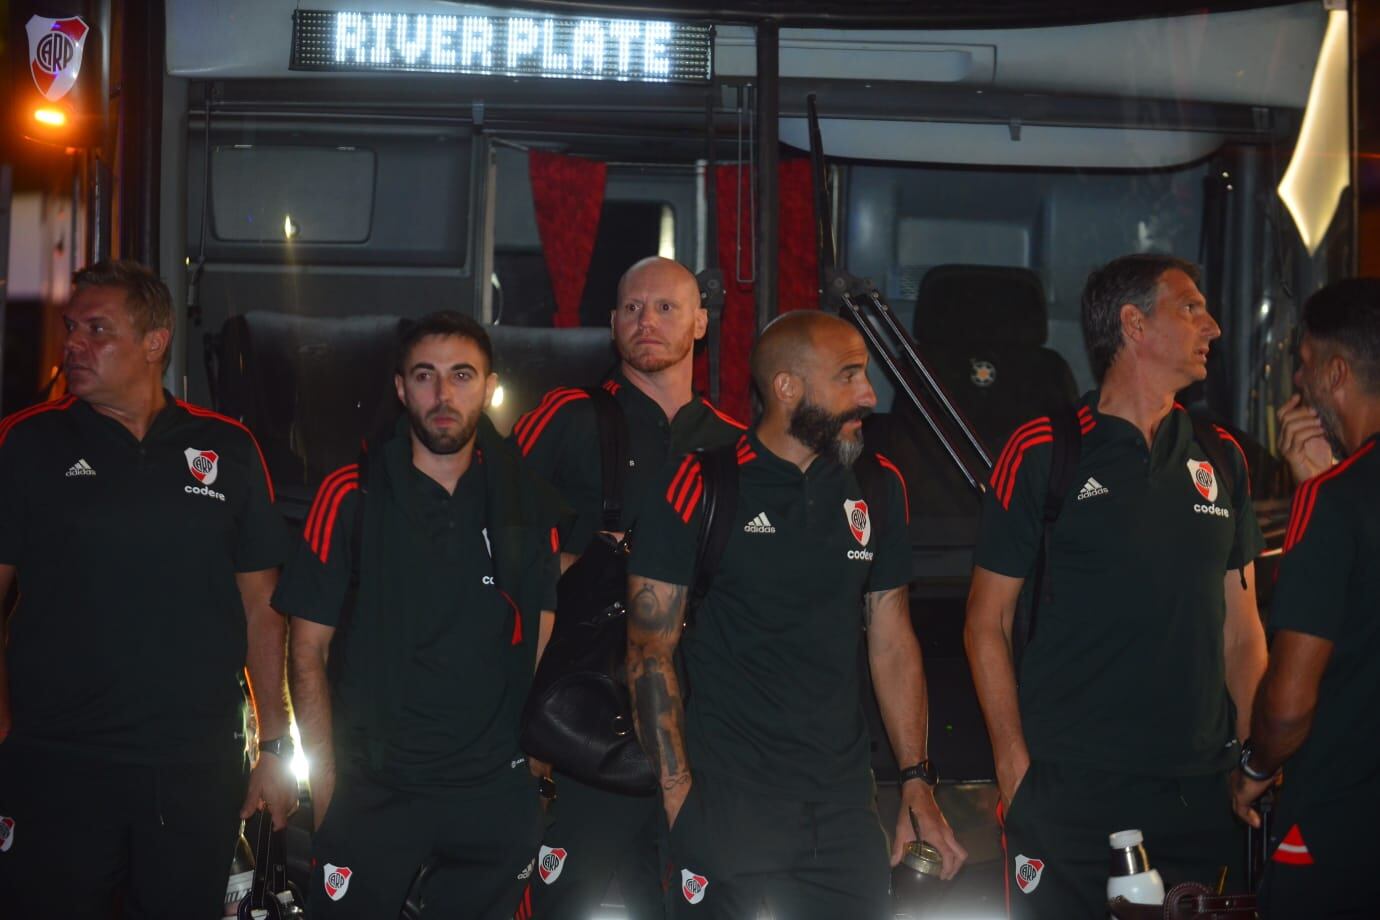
627;311;966;919
511;257;744;919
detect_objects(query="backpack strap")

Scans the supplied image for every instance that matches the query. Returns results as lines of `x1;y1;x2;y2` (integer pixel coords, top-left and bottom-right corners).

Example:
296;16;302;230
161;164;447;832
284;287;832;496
687;441;739;629
1013;403;1082;668
586;386;630;532
851;451;889;539
1187;412;1236;505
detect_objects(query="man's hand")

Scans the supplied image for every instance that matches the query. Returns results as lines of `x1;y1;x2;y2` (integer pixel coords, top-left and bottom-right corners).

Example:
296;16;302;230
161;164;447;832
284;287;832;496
1230;768;1277;828
894;782;967;880
996;750;1031;810
241;751;299;830
1277;394;1335;482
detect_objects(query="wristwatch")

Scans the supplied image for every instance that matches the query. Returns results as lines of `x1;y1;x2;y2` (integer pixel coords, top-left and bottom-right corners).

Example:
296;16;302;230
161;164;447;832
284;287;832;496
259;735;295;760
898;759;938;787
1237;739;1278;782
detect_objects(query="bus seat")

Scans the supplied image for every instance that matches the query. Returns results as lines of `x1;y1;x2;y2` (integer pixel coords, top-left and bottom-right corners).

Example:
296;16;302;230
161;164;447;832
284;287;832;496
863;265;1078;529
211;312;615;518
213;312;407;514
912;264;1079;450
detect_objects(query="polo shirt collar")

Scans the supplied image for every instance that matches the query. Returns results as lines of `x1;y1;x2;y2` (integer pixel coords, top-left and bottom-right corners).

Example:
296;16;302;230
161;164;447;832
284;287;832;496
608;366;709;429
73;389;186;445
1080;388;1190;454
745;427;841;480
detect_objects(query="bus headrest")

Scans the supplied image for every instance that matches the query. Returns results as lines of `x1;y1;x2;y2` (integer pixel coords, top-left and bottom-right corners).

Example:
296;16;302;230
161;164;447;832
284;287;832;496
914;265;1048;348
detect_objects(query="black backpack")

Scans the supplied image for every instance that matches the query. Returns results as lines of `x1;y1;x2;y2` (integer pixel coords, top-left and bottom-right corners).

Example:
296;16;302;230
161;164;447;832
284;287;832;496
1012;404;1236;668
519;389;740;795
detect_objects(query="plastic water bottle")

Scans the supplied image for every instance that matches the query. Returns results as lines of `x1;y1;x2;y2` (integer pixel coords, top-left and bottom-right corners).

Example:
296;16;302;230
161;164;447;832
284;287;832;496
1107;829;1165;915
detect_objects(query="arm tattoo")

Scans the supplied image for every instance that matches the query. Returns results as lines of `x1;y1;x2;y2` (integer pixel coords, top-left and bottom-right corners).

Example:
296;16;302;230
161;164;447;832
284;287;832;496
627;578;692;790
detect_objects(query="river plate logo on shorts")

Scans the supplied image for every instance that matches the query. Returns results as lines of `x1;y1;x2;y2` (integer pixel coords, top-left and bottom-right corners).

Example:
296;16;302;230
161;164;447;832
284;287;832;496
843;498;871;546
681;868;709;904
1014;854;1044;894
322;863;352;901
1186;458;1218;502
27;16;90;102
0;816;14;853
538;845;566;884
184;447;220;486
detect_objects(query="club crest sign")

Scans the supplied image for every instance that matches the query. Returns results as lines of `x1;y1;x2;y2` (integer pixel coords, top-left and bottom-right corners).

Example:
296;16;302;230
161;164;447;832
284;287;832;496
27;16;90;103
1186;458;1218;502
185;448;220;486
844;499;871;547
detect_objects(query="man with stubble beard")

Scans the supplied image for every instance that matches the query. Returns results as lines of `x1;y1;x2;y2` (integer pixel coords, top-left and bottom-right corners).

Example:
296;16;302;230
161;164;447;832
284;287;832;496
626;311;966;919
1232;279;1380;918
510;257;744;920
274;312;563;919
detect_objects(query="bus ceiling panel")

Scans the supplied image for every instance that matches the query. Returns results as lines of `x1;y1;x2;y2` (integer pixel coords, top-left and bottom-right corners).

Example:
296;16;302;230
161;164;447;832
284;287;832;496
498;1;1305;29
716;3;1323;109
780;118;1227;170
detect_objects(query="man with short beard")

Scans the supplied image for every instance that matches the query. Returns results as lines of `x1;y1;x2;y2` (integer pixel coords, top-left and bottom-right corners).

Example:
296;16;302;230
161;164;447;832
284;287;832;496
510;256;743;920
626;310;966;919
274;312;563;918
1231;279;1380;918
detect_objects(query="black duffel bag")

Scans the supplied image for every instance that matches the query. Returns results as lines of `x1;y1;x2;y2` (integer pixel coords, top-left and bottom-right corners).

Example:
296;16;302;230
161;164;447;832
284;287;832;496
519;388;737;795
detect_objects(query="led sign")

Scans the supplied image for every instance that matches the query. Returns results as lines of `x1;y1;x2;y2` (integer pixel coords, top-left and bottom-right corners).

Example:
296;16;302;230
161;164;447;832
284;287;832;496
290;9;712;84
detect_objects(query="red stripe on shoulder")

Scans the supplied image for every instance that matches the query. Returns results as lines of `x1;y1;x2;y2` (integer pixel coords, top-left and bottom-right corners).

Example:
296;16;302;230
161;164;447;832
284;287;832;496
1212;425;1250;485
873;453;910;525
316;476;361;563
735;434;757;465
991;418;1053;507
701;399;748;431
305;465;360;554
0;396;78;447
515;388;590;456
667;454;703;522
1001;434;1053;509
1077;405;1096;434
176;400;276;501
602;379;621;395
511;387;584;442
1283;441;1375;552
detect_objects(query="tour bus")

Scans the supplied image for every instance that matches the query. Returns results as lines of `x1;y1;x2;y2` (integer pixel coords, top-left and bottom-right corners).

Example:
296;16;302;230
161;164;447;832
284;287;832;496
2;0;1361;915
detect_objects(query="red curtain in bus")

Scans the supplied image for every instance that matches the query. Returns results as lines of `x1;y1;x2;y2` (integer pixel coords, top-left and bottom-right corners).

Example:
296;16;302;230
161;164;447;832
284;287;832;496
697;159;818;421
529;150;607;328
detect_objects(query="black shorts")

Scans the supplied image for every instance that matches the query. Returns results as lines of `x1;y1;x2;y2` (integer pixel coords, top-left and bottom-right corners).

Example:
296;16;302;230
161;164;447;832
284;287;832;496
0;742;247;920
308;765;541;920
999;761;1244;920
525;771;666;920
665;772;890;920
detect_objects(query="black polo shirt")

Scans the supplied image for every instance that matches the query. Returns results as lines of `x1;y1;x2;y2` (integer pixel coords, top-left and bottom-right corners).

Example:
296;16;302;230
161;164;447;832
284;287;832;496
273;430;560;791
511;369;746;553
0;394;292;764
629;431;912;805
975;394;1264;776
1268;434;1380;847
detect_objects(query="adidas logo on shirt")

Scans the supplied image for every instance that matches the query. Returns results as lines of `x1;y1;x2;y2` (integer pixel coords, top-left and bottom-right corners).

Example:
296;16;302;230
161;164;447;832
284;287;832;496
65;458;97;477
1076;477;1108;500
743;512;776;534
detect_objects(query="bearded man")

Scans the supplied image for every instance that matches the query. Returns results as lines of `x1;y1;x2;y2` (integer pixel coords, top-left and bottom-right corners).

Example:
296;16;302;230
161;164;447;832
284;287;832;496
274;312;563;919
625;310;966;919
